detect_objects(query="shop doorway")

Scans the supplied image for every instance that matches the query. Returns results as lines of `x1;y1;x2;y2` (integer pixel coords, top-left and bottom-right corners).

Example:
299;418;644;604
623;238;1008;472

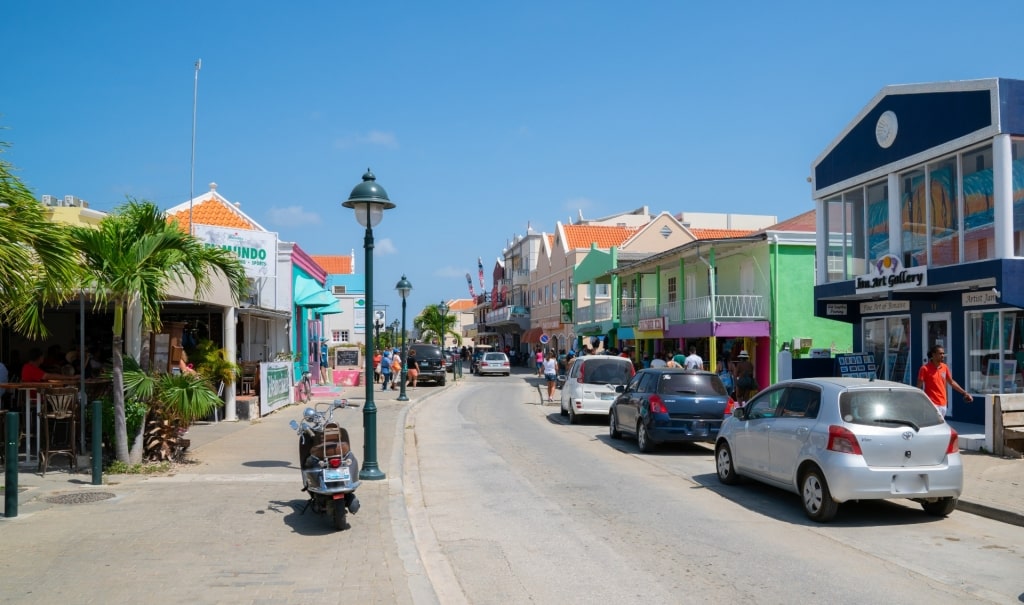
922;311;952;401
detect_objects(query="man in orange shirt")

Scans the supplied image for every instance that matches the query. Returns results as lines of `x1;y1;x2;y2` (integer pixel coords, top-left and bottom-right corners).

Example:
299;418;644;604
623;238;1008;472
917;345;973;418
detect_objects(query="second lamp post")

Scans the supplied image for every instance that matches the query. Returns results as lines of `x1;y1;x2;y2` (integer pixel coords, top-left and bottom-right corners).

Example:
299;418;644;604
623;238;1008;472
396;275;412;402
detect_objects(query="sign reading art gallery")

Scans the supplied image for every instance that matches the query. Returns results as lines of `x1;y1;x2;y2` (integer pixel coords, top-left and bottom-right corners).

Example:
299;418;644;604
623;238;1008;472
855;254;926;295
193;224;278;279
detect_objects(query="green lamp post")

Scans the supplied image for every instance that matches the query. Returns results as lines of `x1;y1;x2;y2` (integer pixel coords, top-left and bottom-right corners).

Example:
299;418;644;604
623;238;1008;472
342;169;394;481
396;275;412;402
439;301;449;349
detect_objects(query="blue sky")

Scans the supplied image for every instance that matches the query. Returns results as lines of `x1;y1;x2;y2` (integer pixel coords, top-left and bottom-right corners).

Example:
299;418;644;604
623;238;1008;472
3;1;1023;315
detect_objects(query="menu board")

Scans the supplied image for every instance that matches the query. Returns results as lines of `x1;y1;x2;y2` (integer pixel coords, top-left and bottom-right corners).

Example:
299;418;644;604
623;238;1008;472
834;353;878;379
335;348;360;368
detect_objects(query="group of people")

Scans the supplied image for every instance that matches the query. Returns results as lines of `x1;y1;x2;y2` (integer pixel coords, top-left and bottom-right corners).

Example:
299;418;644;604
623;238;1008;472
372;347;420;391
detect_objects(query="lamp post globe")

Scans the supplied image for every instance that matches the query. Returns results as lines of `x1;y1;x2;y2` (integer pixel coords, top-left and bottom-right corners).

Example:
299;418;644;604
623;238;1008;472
342;169;395;481
396;275;412;402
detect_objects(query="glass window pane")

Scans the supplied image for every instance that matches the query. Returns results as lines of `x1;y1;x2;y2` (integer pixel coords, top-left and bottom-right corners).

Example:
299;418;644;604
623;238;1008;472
928;157;960;266
845;188;866;276
867;180;889;262
1013;138;1024;256
825;196;844;282
900;168;927;267
963;145;995;261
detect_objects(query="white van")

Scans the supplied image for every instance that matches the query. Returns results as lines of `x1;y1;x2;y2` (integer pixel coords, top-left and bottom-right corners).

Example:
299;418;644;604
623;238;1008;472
559;355;636;424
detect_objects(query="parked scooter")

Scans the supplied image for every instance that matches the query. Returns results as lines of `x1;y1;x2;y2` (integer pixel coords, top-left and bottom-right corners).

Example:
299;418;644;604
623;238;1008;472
289;400;361;530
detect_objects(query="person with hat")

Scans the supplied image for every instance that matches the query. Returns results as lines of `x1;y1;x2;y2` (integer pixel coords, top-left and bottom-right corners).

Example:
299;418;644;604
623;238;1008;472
319;338;330;385
733;349;757;401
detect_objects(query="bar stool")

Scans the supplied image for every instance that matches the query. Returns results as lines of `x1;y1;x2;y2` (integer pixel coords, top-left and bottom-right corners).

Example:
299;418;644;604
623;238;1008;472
39;386;79;476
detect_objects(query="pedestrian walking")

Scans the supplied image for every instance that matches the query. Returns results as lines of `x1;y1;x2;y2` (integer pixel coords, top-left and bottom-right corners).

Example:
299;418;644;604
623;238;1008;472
733;350;758;401
917;345;973;417
373;350;382;384
390;349;402;390
406;348;419;388
542;351;558;403
381;350;392;391
684;345;703;370
535;347;544;376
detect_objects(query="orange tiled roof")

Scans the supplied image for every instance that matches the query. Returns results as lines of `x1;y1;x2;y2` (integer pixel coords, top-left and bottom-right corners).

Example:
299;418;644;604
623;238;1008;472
766;209;816;232
167;197;257;233
310;255;353;274
562;224;638;249
691;228;757;240
448;299;475;311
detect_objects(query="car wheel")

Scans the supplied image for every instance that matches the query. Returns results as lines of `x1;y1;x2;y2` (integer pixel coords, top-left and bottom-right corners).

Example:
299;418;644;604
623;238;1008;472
715;442;740;485
637;420;655;453
801;467;839;522
560;398;568;417
609;410;621;439
921;497;957;517
439;377;446;386
568;404;579;425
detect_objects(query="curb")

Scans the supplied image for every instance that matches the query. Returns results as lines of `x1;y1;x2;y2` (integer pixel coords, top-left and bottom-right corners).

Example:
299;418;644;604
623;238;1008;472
956;498;1024;528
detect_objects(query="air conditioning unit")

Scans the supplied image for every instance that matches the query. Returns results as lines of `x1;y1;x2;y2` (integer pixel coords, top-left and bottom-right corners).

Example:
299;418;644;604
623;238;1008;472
64;195;80;207
41;194;59;206
792;337;813;352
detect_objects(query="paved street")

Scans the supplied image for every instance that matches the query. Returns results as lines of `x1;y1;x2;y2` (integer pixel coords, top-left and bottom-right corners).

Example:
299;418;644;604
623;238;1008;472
2;368;1023;603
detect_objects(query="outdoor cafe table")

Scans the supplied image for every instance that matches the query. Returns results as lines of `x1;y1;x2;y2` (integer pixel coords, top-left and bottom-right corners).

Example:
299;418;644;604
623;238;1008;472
0;378;110;464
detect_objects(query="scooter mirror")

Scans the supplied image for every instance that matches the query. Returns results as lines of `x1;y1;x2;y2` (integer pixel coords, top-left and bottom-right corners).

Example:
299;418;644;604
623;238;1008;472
289;420;299;430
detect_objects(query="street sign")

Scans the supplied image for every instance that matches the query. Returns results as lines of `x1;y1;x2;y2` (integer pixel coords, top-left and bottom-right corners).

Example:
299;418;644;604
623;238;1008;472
539;333;549;344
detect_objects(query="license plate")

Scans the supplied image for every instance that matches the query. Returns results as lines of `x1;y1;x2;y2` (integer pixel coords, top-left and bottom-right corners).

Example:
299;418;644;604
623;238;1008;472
891;474;925;494
693;421;705;429
325;468;350;481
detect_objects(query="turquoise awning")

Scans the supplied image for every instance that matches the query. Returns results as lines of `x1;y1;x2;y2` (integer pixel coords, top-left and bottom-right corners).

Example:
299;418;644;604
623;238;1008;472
294;274;335;307
315;299;343;315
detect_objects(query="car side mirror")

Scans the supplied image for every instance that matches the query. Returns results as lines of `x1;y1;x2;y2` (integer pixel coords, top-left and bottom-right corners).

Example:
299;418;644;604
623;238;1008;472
732;407;745;419
615;385;625;393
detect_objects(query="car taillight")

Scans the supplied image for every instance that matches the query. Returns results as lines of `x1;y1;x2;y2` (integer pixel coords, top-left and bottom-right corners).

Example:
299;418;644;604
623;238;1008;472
328;457;342;468
947;427;960;454
724;397;736;416
827;425;862;455
649;394;668;414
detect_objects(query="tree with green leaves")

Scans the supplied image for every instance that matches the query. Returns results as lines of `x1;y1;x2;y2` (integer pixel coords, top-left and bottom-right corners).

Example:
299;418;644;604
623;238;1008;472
414;304;461;348
69;199;249;463
0;142;83;337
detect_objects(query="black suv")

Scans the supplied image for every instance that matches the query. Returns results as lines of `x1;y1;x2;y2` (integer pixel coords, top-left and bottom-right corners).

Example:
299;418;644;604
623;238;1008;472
409;343;446;385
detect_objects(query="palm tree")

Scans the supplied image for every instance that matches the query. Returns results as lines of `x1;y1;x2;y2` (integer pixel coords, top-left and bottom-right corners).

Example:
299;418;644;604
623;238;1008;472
414;304;460;348
0;142;83;338
69;199;248;463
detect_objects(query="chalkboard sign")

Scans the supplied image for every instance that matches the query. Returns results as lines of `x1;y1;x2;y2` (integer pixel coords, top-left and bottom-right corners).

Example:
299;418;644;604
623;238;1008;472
335;348;360;368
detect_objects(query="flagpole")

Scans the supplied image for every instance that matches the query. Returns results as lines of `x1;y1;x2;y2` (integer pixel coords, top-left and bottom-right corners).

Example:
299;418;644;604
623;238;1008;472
189;58;202;235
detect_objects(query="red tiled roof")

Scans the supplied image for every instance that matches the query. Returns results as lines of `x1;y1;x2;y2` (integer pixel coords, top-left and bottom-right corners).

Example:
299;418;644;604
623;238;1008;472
310;255;353;274
167;197;257;233
562;224;638;249
766;209;816;232
448;299;475;311
691;228;757;240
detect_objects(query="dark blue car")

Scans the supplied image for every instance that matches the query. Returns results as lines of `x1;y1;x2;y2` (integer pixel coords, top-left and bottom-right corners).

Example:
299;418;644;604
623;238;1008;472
609;368;736;452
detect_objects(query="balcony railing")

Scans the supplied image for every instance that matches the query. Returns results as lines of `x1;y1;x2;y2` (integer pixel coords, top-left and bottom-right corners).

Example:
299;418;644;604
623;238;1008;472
684;294;767;321
485;305;530;324
575;300;613;325
619;298;654;327
659;299;682;323
511;269;531;286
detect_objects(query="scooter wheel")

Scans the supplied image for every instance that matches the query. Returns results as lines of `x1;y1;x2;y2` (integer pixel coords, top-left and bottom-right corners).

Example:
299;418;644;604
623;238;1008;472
331;500;348;530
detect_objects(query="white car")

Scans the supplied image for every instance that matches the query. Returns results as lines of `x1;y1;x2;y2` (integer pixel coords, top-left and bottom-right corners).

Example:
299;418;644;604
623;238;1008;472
715;377;963;522
560;355;635;424
476;352;511;376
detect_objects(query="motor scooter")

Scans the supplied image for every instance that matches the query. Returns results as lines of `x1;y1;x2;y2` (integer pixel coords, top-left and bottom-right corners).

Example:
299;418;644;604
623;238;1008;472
289;400;361;530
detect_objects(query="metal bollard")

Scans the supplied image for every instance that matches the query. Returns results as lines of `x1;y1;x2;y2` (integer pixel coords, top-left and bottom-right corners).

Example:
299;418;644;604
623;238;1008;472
4;411;18;517
91;400;103;485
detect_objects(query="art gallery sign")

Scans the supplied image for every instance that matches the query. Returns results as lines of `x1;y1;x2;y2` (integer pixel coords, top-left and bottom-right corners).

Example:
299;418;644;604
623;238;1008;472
854;254;926;295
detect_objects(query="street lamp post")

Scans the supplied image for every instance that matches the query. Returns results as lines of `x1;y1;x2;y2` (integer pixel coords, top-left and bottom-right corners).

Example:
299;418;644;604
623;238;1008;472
396;275;412;402
343;169;395;481
439;300;449;350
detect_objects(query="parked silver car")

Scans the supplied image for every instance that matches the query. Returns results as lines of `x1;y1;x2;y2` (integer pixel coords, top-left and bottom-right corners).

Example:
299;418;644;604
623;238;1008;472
715;377;963;522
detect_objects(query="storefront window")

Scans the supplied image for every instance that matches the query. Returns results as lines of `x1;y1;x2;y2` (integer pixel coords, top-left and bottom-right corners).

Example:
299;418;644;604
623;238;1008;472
1013;138;1024;256
825;195;846;282
866;180;889;264
845;188;866;276
901;168;927;267
862;315;912;384
967;310;1024;394
963;144;995;262
928;157;960;267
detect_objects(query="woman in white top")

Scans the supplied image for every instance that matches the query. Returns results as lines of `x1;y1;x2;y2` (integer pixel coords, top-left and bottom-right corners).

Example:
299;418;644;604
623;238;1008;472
542;351;559;403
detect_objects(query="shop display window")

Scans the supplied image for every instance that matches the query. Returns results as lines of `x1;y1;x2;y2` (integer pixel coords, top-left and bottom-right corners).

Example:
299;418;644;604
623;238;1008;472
967;310;1024;394
862;315;911;384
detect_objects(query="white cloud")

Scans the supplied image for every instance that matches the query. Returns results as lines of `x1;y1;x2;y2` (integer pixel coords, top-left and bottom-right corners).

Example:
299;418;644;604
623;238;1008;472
435;266;465;278
334;130;399;150
376;237;397;255
265;206;321;227
564;197;595;212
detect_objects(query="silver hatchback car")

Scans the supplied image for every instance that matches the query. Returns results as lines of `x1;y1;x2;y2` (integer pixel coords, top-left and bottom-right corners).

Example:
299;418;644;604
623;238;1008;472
715;377;962;522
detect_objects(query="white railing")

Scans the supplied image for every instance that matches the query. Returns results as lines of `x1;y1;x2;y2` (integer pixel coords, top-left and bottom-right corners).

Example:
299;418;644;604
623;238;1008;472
659;300;682;323
511;269;531;286
576;300;613;325
684;294;767;321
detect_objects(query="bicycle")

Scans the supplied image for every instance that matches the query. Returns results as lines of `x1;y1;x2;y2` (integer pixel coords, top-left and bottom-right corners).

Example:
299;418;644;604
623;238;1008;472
296;370;313;403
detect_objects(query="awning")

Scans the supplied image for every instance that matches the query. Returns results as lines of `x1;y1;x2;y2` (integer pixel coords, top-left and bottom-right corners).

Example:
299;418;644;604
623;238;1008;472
522;328;542;343
294;274;335;307
237;306;292;320
315;299;343;315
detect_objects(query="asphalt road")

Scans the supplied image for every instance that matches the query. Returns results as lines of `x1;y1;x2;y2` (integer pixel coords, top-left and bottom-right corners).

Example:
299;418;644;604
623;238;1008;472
406;373;1024;604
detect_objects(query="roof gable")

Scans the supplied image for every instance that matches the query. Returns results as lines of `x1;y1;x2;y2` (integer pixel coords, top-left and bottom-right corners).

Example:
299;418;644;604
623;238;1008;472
310;254;354;275
165;183;266;233
561;224;638;249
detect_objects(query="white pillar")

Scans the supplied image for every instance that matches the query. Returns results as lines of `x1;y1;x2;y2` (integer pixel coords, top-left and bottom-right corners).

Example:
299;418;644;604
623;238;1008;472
223;305;238;421
887;172;901;261
993;134;1014;258
815;198;827;284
